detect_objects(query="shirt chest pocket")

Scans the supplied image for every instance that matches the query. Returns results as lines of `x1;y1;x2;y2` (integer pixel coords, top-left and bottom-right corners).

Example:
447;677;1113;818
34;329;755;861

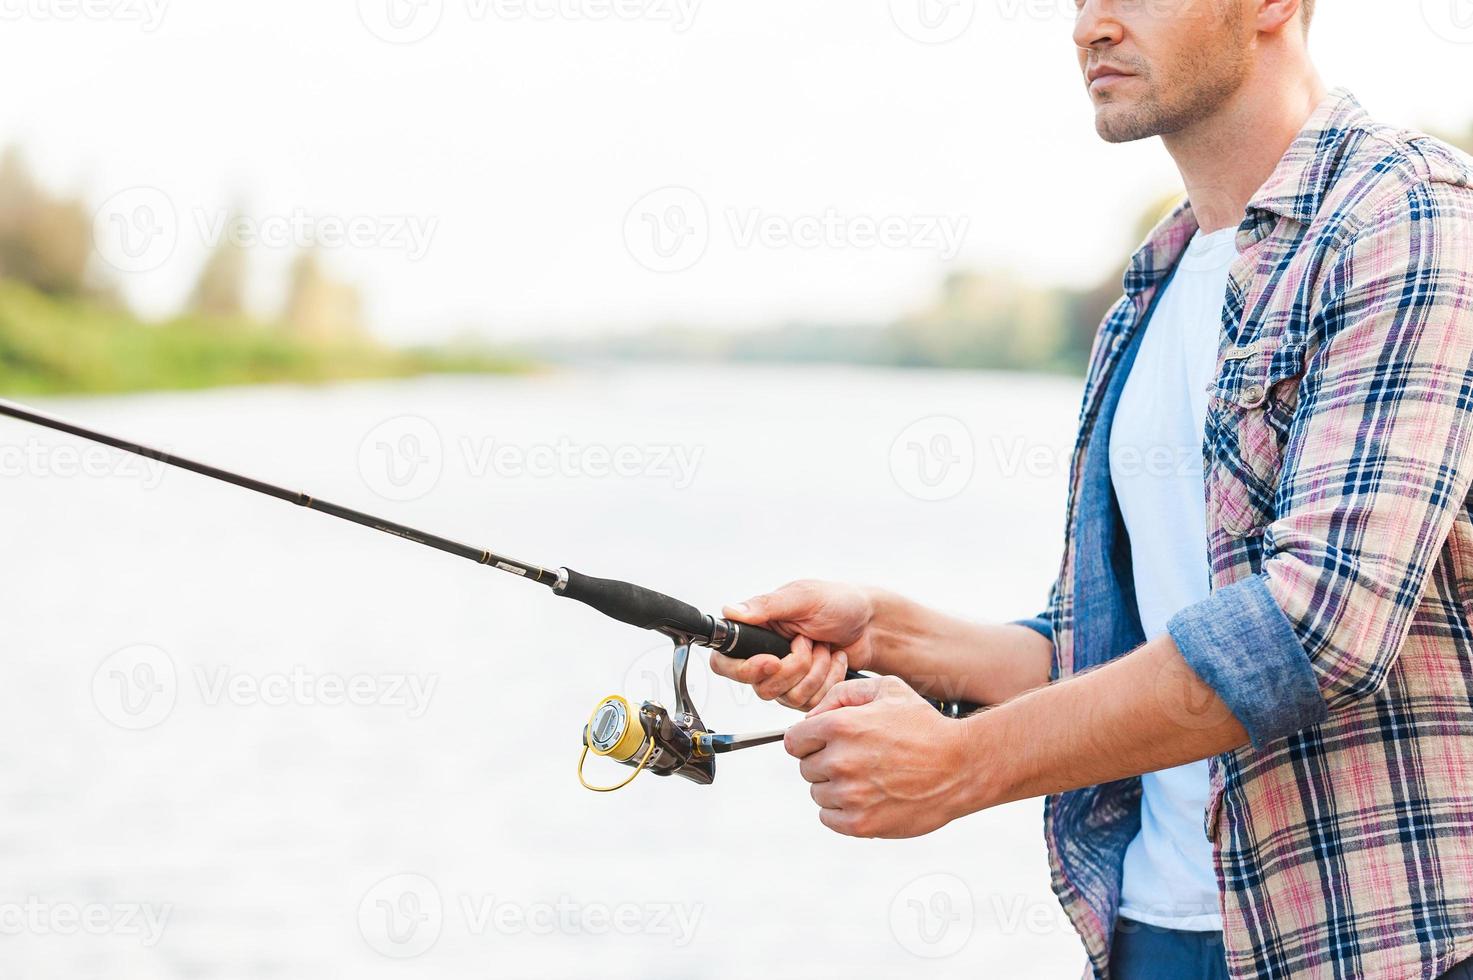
1204;336;1308;538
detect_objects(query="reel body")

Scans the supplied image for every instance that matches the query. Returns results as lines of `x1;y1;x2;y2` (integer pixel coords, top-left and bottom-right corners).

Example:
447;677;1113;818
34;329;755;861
578;639;783;791
581;695;713;790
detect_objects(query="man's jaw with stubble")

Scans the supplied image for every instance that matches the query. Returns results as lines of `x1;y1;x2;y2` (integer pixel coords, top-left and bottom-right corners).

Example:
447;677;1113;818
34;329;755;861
1082;53;1162;143
1087;41;1255;145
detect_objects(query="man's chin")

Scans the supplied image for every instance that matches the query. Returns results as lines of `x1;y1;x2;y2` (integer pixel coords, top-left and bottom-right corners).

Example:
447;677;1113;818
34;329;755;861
1093;103;1157;144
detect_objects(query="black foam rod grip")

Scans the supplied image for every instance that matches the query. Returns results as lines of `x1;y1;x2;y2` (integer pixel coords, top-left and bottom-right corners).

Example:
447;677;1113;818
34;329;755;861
721;621;795;660
557;569;710;638
727;626;978;715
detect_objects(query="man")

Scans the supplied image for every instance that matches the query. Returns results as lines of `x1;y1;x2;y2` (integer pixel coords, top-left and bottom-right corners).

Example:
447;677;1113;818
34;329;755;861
710;1;1473;978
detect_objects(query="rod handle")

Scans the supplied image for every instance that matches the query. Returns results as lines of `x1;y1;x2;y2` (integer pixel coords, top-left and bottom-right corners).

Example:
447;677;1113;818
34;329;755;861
727;625;980;718
556;568;710;638
553;568;981;717
717;620;794;660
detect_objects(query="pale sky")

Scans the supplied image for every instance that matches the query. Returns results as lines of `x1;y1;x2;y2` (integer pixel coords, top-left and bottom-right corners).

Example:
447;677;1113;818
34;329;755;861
1;0;1469;344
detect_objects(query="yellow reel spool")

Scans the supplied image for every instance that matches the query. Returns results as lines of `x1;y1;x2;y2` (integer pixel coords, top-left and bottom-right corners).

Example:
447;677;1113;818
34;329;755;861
578;695;656;792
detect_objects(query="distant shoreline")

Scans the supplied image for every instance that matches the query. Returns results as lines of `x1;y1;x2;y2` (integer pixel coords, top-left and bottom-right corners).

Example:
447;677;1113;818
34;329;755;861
0;279;534;397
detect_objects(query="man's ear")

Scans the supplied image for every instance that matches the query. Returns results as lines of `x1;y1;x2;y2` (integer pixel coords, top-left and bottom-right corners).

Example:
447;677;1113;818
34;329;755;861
1254;0;1305;36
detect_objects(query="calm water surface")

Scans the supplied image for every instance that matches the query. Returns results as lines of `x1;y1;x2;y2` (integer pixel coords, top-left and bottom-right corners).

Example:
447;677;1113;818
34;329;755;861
0;364;1087;978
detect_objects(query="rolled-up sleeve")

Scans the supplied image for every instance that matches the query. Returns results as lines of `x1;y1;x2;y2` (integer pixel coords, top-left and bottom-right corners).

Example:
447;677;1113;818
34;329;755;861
1169;183;1473;749
1011;613;1054;643
1012;576;1059;679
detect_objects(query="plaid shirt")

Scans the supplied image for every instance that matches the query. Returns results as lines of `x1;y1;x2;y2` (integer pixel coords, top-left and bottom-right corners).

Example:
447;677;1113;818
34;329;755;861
1017;88;1473;979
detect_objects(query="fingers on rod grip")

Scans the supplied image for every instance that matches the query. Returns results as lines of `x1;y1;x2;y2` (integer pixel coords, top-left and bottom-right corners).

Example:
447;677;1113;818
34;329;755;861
723;621;793;660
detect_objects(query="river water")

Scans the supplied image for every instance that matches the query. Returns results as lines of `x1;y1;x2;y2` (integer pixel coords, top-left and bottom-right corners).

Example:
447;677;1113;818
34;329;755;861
0;364;1088;978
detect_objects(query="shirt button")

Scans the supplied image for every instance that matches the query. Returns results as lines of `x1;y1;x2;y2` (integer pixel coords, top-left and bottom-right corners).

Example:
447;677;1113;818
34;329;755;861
1240;383;1266;407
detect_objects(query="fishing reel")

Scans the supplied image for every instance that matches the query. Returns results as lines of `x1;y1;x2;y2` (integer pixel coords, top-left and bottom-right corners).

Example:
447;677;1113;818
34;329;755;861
578;638;784;792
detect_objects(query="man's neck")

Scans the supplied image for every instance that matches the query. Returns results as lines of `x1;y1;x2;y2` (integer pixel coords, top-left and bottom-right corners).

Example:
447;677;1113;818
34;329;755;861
1163;70;1328;234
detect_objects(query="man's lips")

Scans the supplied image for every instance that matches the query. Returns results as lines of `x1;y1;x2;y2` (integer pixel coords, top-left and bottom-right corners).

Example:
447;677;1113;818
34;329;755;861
1086;65;1135;93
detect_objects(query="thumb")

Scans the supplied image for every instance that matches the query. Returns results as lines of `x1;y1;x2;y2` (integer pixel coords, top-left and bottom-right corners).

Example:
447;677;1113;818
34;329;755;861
723;585;804;629
805;675;881;719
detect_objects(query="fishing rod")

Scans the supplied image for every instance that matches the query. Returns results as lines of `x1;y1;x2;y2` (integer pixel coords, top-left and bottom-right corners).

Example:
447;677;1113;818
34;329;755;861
0;397;979;791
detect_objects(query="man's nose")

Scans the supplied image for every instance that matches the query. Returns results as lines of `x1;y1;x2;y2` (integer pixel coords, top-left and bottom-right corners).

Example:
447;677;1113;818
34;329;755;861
1073;0;1124;51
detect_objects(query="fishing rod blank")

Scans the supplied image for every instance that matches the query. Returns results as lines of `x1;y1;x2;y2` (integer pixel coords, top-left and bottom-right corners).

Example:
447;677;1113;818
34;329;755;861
0;397;979;719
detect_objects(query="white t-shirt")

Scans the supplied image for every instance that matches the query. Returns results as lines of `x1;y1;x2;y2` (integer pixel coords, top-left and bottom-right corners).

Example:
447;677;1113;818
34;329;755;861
1109;224;1238;931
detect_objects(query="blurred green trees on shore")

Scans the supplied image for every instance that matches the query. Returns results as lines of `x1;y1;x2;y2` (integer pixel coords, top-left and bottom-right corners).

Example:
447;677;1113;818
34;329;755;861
0;149;527;395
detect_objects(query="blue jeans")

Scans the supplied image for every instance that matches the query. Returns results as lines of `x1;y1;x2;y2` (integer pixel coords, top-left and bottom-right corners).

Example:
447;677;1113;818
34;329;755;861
1110;919;1473;980
1109;920;1227;980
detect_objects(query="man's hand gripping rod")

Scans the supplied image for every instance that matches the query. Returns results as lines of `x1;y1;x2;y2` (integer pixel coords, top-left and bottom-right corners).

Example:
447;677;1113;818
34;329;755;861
561;569;979;790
